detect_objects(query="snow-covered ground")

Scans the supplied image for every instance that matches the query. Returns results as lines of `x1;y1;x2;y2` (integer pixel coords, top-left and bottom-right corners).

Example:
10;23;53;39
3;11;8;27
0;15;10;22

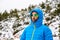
0;12;60;40
0;0;60;40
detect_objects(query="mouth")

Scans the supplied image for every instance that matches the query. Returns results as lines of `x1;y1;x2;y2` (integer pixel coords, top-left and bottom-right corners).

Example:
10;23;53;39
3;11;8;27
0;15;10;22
32;18;36;22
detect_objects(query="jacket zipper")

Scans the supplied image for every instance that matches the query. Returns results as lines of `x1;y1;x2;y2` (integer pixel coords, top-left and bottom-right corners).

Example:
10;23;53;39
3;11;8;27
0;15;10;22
31;25;36;40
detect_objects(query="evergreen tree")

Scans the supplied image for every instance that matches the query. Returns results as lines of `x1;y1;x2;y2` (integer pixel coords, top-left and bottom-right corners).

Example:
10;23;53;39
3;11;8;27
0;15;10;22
2;10;9;19
41;2;45;9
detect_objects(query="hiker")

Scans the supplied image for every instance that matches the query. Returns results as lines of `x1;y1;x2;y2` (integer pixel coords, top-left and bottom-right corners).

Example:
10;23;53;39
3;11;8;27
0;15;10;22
20;8;53;40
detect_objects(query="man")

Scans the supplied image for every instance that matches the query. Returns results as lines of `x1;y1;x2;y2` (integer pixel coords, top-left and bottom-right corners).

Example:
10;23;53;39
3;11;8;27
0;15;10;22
20;8;53;40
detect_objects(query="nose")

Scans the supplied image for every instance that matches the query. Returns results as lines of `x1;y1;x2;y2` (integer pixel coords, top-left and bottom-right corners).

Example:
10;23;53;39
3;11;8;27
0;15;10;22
32;16;35;19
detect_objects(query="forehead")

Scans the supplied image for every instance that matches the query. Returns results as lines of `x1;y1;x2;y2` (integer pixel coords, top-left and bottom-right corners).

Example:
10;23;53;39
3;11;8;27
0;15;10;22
32;12;37;14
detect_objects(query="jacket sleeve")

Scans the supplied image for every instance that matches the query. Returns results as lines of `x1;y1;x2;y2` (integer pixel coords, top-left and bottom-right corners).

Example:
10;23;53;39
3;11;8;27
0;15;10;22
44;27;53;40
20;29;26;40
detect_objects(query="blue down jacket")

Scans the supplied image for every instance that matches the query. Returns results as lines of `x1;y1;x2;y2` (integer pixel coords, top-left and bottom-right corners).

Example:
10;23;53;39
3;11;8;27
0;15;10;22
20;8;53;40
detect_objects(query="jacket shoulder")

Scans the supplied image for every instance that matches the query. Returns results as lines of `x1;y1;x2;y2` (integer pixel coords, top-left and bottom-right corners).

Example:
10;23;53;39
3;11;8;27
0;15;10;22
24;25;32;31
42;25;51;31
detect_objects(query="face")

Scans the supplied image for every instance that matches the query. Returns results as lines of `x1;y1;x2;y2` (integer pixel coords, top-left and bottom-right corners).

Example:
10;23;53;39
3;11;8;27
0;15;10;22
31;12;39;22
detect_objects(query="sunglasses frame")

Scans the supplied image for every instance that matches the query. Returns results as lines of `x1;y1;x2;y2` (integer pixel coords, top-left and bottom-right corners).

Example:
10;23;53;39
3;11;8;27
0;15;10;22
30;13;39;18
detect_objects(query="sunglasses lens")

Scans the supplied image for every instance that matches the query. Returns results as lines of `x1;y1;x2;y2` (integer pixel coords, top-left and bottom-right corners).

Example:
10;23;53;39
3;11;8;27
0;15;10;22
30;14;39;17
35;14;38;17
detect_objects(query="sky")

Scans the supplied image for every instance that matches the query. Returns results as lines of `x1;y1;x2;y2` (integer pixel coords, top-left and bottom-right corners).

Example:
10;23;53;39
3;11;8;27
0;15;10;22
0;0;46;12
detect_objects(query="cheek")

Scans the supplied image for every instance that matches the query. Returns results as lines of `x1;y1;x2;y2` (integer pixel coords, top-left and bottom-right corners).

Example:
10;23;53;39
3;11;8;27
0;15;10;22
32;17;34;19
31;17;33;19
35;17;38;19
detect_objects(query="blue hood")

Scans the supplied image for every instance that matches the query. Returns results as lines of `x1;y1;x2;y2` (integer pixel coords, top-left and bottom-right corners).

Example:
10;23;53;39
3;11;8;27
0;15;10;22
30;8;43;27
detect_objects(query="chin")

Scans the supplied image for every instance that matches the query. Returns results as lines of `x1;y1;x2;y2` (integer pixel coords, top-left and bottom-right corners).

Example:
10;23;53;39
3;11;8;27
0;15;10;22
32;20;36;22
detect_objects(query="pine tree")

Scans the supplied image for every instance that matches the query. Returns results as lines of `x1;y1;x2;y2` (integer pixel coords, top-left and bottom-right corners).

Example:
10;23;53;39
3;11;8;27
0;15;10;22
41;2;45;9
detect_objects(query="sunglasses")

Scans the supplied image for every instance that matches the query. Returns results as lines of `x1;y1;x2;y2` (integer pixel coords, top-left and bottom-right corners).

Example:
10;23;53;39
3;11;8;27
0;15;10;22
30;14;39;17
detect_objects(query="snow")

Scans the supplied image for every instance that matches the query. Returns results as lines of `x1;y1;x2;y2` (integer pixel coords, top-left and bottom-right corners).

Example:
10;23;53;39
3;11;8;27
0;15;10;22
0;12;60;40
0;16;59;40
0;0;60;40
53;37;59;40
